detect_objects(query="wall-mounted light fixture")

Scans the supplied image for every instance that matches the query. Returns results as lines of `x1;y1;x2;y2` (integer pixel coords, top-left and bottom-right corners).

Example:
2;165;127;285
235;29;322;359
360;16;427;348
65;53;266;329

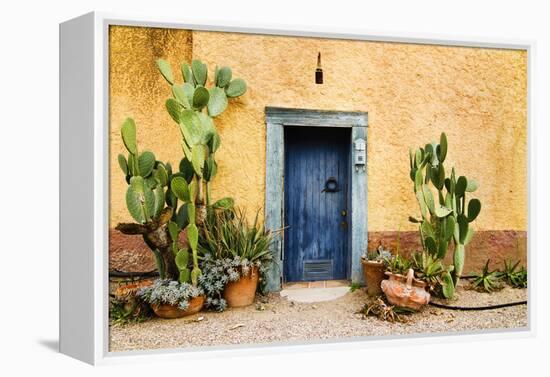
315;52;323;84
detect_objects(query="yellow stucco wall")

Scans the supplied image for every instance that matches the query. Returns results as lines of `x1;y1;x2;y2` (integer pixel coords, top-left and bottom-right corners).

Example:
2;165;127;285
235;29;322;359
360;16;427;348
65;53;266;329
109;26;527;232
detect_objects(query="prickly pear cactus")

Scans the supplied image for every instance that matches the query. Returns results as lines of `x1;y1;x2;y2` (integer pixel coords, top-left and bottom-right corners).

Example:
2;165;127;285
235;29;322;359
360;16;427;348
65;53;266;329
409;132;481;298
155;58;244;284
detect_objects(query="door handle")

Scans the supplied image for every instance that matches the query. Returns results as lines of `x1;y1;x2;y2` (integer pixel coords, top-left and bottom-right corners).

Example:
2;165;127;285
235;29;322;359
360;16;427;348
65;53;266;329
341;210;347;217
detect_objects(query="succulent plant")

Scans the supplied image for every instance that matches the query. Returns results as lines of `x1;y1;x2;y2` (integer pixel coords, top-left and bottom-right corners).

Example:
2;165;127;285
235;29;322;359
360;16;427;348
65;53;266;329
409;132;482;298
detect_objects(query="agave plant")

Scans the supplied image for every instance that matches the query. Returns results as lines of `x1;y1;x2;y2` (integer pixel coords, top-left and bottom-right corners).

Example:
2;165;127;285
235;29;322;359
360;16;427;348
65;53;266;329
499;259;528;288
471;260;502;292
408;132;482;298
197;208;273;311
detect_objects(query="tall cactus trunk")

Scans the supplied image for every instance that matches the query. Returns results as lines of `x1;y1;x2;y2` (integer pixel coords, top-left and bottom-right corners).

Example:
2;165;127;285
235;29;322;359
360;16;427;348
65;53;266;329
115;208;179;280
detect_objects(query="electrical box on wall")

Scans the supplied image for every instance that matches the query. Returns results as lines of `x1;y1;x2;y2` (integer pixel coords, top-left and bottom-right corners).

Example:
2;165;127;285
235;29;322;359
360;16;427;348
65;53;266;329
354;137;366;172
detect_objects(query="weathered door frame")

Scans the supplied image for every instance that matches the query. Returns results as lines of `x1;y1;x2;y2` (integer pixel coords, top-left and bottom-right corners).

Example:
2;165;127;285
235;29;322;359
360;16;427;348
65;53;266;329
264;107;368;291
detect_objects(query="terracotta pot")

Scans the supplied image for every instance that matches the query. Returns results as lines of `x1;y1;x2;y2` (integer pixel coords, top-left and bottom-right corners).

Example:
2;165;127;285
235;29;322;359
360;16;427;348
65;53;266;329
114;279;153;299
224;266;259;307
361;259;386;296
381;269;430;311
151;295;205;319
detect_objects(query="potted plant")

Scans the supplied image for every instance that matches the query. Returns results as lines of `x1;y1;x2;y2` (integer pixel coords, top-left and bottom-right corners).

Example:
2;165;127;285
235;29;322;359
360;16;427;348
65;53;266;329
138;279;205;318
361;244;391;296
198;209;274;309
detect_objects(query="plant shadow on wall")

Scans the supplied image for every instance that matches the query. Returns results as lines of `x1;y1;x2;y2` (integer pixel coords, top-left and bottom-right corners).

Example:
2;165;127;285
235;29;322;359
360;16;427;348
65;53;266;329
360;133;527;322
112;58;275;320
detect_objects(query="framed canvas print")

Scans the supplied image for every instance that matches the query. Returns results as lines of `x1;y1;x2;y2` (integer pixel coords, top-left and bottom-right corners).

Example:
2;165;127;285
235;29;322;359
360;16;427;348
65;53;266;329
59;12;533;365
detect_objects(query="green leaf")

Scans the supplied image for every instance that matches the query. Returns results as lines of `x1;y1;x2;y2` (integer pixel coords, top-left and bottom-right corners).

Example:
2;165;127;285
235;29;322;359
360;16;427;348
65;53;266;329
191;144;206;177
152;184;165;217
191;266;202;286
414;149;422;167
175;249;189;270
212;197;234;210
466;179;479;192
179;269;190;284
444;216;456;241
171;176;190;201
422;185;435;214
179;110;203;145
416;190;428;218
208;131;221;154
408;216;422;223
438;132;448;162
181;63;193;84
125;176;154;223
414;169;423;192
435;205;452;218
117;154;128;175
121;118;138;155
207;86;228;117
191;60;207;86
178;158;194;182
437;239;448;259
425;237;437;255
168;221;180;243
182;83;195;104
165;98;182;123
157;59;174;84
225;78;247;97
216;66;232;88
203;156;217;182
455;176;467;197
197;112;215;144
467;199;481;222
188;180;198;202
176;204;190;229
441;271;455;299
192;86;209;110
457;214;469;243
172;85;190;109
181;141;192;162
187;223;199;250
153;164;168;186
420;220;434;239
187;202;196;224
138;151;156;177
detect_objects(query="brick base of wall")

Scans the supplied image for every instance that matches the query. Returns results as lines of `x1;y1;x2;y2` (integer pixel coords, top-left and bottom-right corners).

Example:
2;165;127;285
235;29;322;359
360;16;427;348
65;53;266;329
109;229;527;274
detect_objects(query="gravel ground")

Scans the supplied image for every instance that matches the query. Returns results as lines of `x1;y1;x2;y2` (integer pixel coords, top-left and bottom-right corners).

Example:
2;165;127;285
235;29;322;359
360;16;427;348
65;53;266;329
109;284;528;352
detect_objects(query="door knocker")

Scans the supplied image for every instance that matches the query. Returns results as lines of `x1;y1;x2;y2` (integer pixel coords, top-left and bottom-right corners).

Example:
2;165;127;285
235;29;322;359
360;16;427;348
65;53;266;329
322;177;340;193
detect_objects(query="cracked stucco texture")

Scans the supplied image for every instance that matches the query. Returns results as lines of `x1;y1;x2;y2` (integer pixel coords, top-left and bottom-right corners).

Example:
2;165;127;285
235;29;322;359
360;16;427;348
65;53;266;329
109;26;527;232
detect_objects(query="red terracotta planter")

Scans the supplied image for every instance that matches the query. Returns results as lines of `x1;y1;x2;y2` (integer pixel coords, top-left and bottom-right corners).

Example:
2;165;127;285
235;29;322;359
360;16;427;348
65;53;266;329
151;295;205;319
224;266;259;307
361;259;386;296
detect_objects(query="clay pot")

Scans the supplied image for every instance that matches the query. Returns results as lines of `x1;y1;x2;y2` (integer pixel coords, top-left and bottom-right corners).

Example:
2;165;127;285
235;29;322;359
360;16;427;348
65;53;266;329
361;259;386;296
151;295;205;319
381;269;430;311
224;266;259;307
114;279;153;299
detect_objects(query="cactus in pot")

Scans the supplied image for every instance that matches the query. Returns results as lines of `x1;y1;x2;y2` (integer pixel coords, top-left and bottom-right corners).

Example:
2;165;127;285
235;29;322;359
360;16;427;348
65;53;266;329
408;132;481;298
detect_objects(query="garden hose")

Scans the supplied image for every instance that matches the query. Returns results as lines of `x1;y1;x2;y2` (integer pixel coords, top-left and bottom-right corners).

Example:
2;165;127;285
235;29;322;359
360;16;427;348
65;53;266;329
429;300;527;311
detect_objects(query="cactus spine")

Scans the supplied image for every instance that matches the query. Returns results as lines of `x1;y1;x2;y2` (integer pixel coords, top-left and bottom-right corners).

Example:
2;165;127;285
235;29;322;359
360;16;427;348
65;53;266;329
409;132;481;298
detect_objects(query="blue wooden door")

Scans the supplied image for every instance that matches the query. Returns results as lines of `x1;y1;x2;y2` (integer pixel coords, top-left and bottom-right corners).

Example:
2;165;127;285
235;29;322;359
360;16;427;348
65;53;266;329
284;126;350;282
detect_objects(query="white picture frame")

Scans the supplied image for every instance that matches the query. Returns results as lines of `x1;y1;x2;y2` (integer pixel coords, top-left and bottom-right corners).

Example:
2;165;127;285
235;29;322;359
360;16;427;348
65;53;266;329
59;11;536;365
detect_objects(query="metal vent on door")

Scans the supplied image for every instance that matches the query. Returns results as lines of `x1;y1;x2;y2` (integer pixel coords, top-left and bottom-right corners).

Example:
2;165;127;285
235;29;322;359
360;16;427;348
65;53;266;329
303;260;333;280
